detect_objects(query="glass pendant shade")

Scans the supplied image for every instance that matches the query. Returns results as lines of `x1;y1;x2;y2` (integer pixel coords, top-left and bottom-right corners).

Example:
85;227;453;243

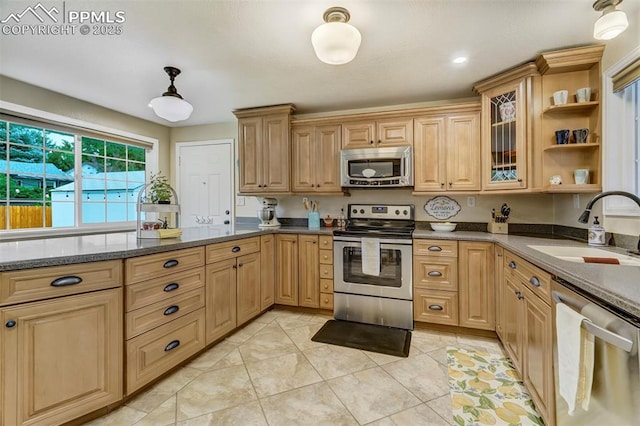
149;66;193;122
311;7;361;65
593;6;629;40
149;96;193;122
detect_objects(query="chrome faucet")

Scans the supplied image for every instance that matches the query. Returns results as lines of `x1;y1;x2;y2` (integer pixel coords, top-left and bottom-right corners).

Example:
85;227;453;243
578;190;640;253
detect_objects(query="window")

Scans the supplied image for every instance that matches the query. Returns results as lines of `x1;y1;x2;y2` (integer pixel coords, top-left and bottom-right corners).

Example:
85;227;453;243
0;117;152;233
604;50;640;216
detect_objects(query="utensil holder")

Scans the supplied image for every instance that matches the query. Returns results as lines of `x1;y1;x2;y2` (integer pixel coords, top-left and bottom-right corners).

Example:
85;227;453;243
308;212;320;229
488;221;508;234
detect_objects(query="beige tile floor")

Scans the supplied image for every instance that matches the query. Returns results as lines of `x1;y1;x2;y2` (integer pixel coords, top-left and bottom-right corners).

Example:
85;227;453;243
88;308;505;426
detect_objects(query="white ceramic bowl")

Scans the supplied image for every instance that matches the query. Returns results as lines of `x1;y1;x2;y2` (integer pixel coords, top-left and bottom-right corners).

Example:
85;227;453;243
430;222;457;232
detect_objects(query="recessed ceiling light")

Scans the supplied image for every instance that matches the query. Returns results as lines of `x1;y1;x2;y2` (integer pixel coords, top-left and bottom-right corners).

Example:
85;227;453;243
453;56;468;64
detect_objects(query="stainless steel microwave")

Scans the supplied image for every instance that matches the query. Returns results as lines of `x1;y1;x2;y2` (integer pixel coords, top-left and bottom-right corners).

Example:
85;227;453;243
340;146;413;187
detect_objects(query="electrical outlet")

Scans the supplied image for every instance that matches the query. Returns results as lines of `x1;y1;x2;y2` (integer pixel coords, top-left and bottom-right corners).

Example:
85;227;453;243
236;196;245;206
467;196;476;208
573;194;580;209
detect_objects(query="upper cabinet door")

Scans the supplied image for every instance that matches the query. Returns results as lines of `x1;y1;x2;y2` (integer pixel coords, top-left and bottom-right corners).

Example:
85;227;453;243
414;116;447;192
481;79;528;190
262;113;290;192
237;117;263;192
376;118;413;147
314;124;342;192
291;126;315;192
342;121;376;149
447;113;481;191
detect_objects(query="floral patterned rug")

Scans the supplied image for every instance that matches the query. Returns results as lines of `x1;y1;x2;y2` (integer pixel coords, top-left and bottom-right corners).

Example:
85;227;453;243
447;347;544;425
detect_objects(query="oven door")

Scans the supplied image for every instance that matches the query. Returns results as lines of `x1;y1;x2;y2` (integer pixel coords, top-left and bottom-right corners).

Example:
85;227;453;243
334;237;412;300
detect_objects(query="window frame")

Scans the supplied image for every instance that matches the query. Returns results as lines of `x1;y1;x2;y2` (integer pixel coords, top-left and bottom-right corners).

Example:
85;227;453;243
603;46;640;217
0;101;159;239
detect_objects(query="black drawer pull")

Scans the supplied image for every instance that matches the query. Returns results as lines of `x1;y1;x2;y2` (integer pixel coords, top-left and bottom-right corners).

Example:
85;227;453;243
427;246;442;252
163;259;179;268
163;283;179;292
164;340;180;352
428;305;444;311
5;320;16;328
427;271;442;277
231;246;241;253
529;276;541;287
50;276;83;287
163;305;180;316
508;261;517;269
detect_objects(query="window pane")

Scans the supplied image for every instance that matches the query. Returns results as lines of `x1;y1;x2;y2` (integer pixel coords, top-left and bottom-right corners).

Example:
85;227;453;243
0;142;6;160
9;142;44;163
9;200;47;229
82;154;104;174
50;182;75;227
82;137;104;156
128;161;145;172
82;200;105;223
45;130;74;151
9;124;43;147
0;201;6;229
106;141;126;159
106;159;127;173
128;145;145;162
0;121;6;141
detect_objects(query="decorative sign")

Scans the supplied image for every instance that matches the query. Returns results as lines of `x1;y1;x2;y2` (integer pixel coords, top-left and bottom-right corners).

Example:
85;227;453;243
424;196;461;220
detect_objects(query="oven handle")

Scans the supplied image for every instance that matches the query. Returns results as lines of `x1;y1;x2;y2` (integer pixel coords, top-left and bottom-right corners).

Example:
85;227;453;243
552;290;634;353
333;236;413;246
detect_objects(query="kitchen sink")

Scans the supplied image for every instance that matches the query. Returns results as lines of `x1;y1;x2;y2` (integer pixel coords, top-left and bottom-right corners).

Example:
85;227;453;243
527;245;640;266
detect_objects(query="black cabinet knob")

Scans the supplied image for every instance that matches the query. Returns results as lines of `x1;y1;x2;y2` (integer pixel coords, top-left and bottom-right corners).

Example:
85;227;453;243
5;320;16;328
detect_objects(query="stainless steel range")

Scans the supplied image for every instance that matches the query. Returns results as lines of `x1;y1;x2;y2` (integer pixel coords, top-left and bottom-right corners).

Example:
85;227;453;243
333;204;414;330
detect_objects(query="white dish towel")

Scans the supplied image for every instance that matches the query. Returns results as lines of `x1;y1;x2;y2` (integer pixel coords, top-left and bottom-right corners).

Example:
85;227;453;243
556;302;595;415
361;238;380;276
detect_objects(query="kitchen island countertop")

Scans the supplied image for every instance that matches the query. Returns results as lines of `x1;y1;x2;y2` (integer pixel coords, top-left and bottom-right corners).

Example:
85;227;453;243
1;226;638;320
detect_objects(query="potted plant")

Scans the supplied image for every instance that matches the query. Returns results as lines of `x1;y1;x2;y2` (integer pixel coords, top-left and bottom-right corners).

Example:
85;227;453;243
147;172;173;204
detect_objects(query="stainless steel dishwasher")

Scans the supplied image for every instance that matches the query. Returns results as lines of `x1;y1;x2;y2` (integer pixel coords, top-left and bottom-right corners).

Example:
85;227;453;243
552;278;639;426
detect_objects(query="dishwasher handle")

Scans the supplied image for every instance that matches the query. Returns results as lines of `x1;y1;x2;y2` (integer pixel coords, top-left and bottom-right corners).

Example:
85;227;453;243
552;290;634;353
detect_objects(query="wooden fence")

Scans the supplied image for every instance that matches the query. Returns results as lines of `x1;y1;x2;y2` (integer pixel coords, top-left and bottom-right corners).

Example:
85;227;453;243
0;206;52;229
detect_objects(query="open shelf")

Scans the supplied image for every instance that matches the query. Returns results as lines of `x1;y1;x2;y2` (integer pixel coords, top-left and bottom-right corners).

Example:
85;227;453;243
138;203;180;213
542;184;601;193
543;143;599;152
543;101;598;114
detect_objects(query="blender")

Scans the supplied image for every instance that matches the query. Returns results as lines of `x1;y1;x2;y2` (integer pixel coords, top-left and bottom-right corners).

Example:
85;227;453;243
257;197;280;228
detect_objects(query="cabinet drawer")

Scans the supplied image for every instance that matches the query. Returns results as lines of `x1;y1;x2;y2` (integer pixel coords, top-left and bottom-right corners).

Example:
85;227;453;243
320;292;334;310
319;264;333;279
320;279;334;293
504;250;552;304
319;249;333;265
0;260;122;306
413;240;458;257
125;267;205;312
413;257;458;291
126;308;205;394
319;235;333;249
206;237;260;264
414;289;459;326
125;288;205;339
125;247;205;285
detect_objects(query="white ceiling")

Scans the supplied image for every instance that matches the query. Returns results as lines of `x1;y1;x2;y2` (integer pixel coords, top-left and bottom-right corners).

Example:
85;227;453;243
1;0;638;127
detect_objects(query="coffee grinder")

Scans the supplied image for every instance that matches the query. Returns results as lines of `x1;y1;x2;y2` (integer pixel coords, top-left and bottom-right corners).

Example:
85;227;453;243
257;197;280;228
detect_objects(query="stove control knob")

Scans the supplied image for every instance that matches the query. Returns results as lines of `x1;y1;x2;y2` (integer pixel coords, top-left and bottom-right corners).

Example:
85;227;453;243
360;209;365;214
395;210;400;215
403;210;408;216
352;209;358;214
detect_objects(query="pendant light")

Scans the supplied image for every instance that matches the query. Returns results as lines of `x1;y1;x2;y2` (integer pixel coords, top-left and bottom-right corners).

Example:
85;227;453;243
148;66;193;122
593;0;629;40
311;7;361;65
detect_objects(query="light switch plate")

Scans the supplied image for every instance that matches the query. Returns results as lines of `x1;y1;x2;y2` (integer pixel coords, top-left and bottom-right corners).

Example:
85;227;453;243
467;196;476;207
236;196;245;206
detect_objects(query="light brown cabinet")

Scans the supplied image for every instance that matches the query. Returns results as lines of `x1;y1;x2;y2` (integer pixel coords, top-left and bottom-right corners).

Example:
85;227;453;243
499;249;554;425
292;124;342;193
275;233;328;308
260;234;275;310
1;262;123;426
234;104;295;193
458;241;495;330
275;234;299;306
205;237;262;343
342;117;413;148
413;239;459;325
494;246;505;340
414;109;481;192
474;63;539;191
124;249;206;394
536;45;604;193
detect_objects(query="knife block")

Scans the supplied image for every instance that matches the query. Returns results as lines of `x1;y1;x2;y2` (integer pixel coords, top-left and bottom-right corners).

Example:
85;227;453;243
488;221;508;234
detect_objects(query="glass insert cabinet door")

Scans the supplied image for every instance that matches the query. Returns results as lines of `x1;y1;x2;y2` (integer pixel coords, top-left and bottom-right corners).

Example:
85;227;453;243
482;80;527;189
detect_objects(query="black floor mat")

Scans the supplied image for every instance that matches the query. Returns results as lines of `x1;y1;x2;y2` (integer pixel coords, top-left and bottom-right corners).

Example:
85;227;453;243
311;319;411;357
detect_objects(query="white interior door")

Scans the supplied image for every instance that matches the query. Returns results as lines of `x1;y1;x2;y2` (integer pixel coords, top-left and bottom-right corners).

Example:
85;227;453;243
176;140;233;227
